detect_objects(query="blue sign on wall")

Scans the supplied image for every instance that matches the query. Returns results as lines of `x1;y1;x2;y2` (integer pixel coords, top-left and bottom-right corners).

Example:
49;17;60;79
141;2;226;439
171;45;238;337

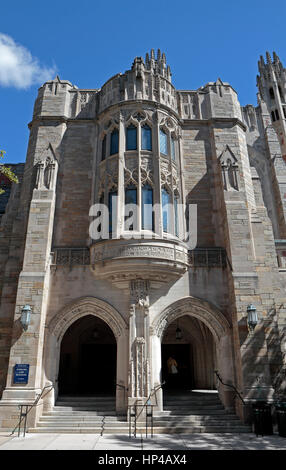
13;364;30;384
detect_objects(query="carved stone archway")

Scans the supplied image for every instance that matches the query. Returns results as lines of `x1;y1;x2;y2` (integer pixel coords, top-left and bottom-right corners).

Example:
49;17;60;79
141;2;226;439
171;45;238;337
153;296;231;343
44;297;128;412
150;296;233;411
47;296;128;342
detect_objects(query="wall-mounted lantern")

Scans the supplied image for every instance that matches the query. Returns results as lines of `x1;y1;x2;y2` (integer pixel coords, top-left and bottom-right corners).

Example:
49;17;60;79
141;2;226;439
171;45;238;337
20;305;32;331
247;304;258;334
176;320;182;341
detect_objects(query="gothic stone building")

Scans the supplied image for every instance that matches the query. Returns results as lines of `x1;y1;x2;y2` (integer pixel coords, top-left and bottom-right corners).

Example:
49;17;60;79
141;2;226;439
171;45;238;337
0;50;286;431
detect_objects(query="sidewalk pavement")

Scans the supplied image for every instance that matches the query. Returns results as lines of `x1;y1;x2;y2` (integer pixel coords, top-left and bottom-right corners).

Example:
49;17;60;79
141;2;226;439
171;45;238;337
0;432;285;450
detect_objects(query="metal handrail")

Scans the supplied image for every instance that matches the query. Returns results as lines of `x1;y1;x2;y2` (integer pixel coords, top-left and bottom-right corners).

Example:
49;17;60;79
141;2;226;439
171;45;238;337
128;381;165;438
10;384;54;437
214;370;245;405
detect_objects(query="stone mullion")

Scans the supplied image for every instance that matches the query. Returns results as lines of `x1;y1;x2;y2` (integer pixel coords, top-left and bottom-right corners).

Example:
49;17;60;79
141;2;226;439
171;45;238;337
117;113;125;237
177;130;186;240
169;133;175;236
138;123;142;232
154;112;163;238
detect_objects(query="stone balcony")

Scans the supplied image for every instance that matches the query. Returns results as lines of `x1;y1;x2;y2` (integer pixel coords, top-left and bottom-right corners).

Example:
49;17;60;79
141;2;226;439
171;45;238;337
89;238;189;288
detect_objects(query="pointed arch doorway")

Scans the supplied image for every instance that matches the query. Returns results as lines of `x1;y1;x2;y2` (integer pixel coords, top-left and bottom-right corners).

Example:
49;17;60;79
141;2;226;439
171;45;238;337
161;315;216;392
58;315;117;396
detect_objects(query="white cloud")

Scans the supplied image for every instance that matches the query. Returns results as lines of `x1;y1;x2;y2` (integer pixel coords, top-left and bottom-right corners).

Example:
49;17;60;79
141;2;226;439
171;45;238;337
0;33;57;89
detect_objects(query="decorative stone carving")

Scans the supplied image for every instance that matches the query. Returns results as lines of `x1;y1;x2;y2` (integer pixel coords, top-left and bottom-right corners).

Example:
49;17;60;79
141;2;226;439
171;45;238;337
219;146;239;191
35;144;58;190
48;297;127;342
130;279;150;313
153;297;230;343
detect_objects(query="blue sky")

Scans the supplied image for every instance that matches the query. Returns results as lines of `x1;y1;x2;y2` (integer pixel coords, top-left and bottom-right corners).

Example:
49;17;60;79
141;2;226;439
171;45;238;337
1;0;286;163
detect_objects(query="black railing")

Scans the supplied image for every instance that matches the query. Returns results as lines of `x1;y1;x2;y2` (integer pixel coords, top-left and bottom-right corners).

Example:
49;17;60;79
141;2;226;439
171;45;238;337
128;382;165;438
51;247;90;266
11;384;54;437
189;247;232;269
214;370;245;405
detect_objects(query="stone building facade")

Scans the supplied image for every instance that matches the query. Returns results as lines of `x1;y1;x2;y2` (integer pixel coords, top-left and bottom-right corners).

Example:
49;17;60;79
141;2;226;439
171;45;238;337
0;49;286;430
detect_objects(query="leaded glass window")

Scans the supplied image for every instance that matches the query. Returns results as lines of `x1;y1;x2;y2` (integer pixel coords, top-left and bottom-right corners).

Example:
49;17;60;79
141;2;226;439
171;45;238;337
102;135;106;160
161;187;171;232
174;195;179;236
108;190;117;233
110;129;119;155
125;185;137;230
160;129;168;155
142;184;154;230
171;137;176;160
126;125;137;151
142;125;152;151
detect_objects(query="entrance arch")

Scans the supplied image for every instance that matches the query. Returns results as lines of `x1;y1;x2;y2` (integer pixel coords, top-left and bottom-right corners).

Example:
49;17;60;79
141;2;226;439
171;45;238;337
151;296;234;411
44;297;128;412
58;315;117;395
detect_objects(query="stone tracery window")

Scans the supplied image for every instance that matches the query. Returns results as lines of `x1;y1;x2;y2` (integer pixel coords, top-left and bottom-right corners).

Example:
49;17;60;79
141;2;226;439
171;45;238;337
126;124;137;151
110;129;119;155
160;129;168;155
141;125;152;151
171;136;176;160
142;184;154;230
102;135;106;161
125;185;138;230
108;189;117;233
161;187;171;232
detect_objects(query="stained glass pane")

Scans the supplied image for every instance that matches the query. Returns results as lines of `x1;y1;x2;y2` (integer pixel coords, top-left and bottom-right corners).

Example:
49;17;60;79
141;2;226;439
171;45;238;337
110;130;119;155
142;185;153;230
142;125;152;151
160;129;167;155
126;125;137;150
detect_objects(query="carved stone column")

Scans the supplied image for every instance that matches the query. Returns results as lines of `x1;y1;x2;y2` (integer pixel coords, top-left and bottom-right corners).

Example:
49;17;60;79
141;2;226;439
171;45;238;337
128;279;150;405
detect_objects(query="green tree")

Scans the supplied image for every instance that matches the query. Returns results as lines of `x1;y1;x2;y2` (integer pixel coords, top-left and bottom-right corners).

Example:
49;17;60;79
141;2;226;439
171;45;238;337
0;150;19;195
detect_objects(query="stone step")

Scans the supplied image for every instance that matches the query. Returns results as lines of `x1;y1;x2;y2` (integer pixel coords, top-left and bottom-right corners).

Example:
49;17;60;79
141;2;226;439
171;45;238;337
162;405;224;411
53;406;116;411
45;410;118;416
29;425;251;434
39;416;127;423
37;421;127;427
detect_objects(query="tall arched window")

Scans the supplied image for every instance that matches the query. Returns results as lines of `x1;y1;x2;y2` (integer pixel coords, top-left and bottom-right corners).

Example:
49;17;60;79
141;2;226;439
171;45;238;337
161;187;171;233
160;129;168;155
142;125;152;151
125;185;137;230
102;135;106;161
110;129;119;155
142;184;154;230
171;136;176;160
174;194;179;237
269;87;275;100
126;125;137;150
108;190;117;234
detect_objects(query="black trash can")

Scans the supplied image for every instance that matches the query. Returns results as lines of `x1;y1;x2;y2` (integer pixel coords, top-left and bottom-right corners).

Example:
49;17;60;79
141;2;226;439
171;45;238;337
275;403;286;437
252;401;273;436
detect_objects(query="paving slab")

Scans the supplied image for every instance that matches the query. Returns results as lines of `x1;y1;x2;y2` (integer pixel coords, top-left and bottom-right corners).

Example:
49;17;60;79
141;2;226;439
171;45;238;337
0;433;285;450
